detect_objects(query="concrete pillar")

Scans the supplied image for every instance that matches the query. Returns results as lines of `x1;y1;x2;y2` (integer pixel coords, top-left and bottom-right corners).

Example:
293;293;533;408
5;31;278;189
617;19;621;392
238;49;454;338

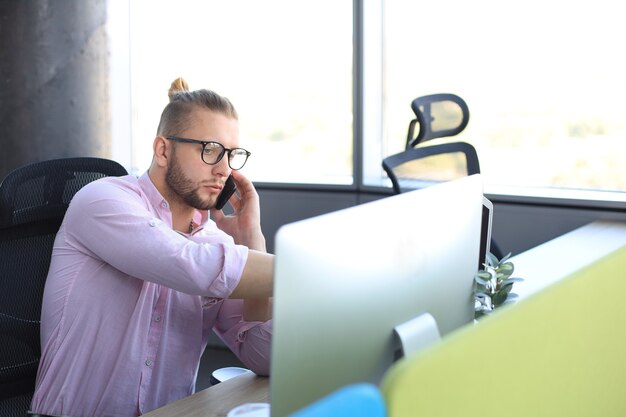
0;0;110;181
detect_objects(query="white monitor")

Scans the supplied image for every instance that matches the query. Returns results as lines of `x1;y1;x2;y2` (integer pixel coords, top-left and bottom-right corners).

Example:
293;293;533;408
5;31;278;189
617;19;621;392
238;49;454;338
270;175;484;417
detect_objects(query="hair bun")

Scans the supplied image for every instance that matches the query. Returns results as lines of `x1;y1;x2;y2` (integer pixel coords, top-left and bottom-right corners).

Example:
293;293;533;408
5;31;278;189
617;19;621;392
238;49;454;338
168;77;190;100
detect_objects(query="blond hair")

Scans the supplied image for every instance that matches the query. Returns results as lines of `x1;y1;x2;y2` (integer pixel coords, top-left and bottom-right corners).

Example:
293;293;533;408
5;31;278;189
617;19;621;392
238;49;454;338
156;77;238;136
168;77;190;99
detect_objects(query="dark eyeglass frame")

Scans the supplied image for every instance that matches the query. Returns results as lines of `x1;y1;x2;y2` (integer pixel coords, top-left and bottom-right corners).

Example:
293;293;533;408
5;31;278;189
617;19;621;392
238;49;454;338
165;136;251;170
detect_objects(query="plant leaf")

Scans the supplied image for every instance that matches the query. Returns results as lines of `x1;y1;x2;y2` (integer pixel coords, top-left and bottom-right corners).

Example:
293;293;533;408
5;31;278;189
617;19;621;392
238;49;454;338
492;290;509;307
499;252;512;263
474;252;524;315
501;278;523;286
495;272;509;281
497;262;514;275
475;285;488;294
475;280;490;289
486;252;499;267
476;271;492;280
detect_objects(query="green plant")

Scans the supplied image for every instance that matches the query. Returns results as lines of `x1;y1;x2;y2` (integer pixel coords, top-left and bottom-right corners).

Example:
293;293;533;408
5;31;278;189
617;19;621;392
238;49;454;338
474;252;523;319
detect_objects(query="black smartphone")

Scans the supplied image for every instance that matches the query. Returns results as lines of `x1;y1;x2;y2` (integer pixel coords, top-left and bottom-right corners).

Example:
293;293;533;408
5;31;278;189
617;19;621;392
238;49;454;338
215;175;236;210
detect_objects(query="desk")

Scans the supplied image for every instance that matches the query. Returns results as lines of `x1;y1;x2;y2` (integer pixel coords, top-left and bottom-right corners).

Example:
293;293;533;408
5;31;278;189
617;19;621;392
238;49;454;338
143;221;626;417
510;220;626;300
141;371;269;417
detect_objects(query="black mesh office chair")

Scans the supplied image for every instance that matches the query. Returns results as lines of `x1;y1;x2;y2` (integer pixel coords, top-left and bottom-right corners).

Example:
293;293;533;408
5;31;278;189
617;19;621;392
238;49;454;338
382;93;503;259
405;93;470;150
382;141;480;195
0;157;128;416
382;93;478;193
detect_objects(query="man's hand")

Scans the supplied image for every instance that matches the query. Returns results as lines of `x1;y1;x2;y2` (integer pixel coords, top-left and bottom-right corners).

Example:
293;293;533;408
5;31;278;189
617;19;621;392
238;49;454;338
211;170;266;252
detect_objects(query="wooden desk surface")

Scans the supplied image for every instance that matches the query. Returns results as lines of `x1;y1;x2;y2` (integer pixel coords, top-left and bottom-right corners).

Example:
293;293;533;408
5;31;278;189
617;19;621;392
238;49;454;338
141;371;269;417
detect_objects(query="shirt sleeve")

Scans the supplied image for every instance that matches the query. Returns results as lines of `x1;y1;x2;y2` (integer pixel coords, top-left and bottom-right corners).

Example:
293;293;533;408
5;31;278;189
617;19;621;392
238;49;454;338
211;299;272;376
62;178;248;298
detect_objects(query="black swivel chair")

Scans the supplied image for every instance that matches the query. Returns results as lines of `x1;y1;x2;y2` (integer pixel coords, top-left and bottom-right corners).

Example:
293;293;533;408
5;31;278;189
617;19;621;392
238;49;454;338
405;93;470;150
382;141;480;195
382;93;478;193
382;93;503;259
0;157;128;416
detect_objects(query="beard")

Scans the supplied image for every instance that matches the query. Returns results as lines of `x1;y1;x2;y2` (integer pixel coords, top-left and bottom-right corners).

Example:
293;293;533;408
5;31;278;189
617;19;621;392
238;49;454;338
165;152;213;210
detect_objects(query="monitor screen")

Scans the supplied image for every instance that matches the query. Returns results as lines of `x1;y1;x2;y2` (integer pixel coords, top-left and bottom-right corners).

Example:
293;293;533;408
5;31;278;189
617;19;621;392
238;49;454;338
479;196;494;270
270;175;484;417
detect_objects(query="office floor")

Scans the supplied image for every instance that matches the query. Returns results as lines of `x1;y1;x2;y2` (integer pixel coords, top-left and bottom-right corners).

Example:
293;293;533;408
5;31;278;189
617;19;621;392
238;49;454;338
196;346;245;391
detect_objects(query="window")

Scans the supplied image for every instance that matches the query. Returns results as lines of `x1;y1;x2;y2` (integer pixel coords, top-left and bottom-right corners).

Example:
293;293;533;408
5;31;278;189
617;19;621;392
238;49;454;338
115;1;626;202
367;0;626;198
127;0;353;184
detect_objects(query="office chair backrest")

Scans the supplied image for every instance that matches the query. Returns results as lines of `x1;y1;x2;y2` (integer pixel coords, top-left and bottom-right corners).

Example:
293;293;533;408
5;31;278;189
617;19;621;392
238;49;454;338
383;93;477;193
0;157;128;413
381;244;626;417
382;142;480;195
406;93;469;149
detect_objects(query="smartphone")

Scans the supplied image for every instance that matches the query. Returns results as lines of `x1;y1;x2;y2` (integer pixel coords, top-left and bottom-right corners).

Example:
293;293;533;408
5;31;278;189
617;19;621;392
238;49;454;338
215;175;237;210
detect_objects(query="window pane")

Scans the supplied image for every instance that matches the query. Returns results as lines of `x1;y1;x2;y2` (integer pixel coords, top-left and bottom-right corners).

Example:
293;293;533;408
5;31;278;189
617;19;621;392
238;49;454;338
128;1;353;184
376;0;626;195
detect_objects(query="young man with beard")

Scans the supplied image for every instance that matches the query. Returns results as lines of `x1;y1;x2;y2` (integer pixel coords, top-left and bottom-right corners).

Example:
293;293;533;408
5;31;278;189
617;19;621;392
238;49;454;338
30;78;273;417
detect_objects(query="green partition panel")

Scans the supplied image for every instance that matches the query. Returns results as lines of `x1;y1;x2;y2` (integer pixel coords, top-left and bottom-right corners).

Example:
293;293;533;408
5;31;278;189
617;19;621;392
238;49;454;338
382;244;626;417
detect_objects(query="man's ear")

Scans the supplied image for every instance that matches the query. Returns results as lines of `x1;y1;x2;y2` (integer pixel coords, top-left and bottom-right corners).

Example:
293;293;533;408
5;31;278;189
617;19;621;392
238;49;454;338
153;136;170;167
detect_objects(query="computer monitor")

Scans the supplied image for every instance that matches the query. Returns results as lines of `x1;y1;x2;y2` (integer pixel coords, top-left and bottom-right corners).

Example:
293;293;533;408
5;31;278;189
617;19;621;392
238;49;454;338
270;174;484;417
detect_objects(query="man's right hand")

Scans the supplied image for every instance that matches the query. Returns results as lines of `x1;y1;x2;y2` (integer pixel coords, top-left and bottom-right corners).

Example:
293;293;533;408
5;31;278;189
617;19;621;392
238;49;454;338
211;170;266;252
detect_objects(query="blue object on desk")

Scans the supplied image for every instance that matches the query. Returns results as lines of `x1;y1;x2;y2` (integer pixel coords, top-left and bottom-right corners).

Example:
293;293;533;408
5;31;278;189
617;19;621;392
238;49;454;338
286;383;386;417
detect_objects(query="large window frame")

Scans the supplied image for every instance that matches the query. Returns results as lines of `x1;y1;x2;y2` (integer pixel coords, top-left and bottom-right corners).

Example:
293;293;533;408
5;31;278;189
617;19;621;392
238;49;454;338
109;0;626;212
357;0;626;212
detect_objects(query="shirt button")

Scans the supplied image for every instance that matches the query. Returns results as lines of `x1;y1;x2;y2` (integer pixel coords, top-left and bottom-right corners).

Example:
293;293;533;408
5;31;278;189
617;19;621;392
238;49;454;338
149;219;156;227
145;359;153;367
161;202;168;208
154;315;161;322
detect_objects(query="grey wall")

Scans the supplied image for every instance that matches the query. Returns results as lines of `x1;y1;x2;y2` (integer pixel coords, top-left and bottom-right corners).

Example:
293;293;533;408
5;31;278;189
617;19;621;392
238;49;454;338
492;202;626;255
257;187;626;257
0;0;110;180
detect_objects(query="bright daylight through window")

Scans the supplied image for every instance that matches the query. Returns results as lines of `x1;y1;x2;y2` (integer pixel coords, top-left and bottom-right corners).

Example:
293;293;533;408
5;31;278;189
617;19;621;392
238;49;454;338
376;0;626;198
124;1;625;200
128;0;353;185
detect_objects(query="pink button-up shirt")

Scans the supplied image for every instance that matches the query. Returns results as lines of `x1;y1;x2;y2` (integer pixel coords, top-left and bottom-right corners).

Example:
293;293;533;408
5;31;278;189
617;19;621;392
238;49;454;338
30;173;272;417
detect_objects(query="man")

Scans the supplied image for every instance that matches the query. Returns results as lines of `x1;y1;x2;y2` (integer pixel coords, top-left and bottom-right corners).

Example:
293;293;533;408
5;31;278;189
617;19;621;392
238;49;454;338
30;78;273;417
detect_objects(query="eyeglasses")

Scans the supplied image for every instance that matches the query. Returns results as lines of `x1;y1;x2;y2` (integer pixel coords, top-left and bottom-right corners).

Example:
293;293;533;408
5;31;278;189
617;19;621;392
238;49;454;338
165;136;251;170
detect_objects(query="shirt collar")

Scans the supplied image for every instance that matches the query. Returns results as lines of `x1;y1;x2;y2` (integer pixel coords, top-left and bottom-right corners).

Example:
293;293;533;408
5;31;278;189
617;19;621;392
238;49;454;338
138;172;209;229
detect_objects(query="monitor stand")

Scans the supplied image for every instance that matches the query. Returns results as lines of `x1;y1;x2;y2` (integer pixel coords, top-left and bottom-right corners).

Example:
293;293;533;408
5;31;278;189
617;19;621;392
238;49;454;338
393;312;441;361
